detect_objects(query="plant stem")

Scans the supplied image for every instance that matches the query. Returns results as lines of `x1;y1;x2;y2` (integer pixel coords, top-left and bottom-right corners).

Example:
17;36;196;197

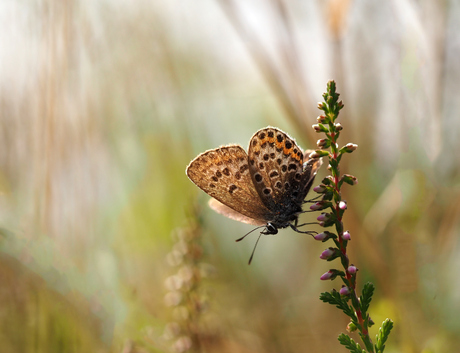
329;126;371;346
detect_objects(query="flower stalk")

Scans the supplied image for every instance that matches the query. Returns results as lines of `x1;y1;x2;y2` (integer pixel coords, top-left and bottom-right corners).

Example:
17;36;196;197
312;81;393;353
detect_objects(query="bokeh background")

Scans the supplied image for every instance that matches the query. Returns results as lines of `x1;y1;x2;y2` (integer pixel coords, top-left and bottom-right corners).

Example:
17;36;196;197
0;0;459;352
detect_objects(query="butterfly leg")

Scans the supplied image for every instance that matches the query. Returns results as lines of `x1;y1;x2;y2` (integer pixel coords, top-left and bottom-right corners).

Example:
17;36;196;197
302;195;322;204
289;223;317;235
290;218;317;235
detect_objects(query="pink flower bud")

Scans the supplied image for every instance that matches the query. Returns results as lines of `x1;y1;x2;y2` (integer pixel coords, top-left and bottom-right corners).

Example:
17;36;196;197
345;143;358;152
340;143;358;154
310;201;330;211
317;138;329;148
320;271;334;280
312;124;322;132
339;286;351;296
334;123;343;131
310;202;322;211
313;185;327;193
347;265;357;274
317;102;324;110
314;232;327;241
313;150;330;158
320;248;334;259
342;230;351;241
317;115;327;123
317;213;331;222
338;201;347;210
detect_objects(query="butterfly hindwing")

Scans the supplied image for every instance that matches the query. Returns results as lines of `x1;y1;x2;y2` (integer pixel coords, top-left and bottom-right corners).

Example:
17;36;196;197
299;150;323;202
208;198;266;226
186;145;271;222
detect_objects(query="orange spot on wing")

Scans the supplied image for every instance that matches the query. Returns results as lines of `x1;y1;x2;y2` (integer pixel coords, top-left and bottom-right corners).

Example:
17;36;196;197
291;152;301;161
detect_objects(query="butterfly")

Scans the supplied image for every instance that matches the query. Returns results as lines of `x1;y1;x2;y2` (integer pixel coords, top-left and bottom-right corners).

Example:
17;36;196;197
186;127;322;262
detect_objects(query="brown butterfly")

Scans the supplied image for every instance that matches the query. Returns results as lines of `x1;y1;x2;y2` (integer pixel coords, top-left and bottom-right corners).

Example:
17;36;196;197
186;127;322;262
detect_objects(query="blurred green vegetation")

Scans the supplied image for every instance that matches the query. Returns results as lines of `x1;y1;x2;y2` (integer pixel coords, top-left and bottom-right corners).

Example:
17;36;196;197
0;1;458;352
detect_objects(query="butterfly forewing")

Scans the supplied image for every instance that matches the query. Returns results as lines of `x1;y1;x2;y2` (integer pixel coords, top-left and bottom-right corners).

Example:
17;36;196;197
186;145;271;222
247;127;306;210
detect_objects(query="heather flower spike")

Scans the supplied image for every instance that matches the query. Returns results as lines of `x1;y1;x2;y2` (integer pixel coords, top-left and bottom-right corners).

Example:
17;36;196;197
311;81;393;353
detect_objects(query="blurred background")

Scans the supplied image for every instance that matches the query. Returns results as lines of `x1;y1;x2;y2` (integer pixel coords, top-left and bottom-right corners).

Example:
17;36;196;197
0;0;459;352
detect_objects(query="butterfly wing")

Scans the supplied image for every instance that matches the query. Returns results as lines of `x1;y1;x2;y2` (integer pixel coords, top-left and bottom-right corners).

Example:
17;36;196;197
186;145;271;223
247;127;306;210
303;149;323;176
208;199;266;226
297;150;323;202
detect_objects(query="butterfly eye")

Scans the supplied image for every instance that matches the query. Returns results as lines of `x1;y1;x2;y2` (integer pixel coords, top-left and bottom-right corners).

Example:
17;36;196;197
265;223;278;235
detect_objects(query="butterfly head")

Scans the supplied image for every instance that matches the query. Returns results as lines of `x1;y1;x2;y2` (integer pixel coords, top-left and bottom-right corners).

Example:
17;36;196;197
261;222;278;235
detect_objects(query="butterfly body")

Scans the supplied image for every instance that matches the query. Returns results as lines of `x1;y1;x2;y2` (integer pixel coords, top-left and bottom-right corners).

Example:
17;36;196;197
186;127;322;235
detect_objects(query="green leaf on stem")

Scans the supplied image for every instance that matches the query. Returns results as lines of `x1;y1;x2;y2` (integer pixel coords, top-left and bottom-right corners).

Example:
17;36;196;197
313;149;331;158
320;290;356;320
313;123;329;133
359;332;376;353
375;319;394;353
338;334;366;353
360;282;375;316
329;158;339;170
321;177;333;186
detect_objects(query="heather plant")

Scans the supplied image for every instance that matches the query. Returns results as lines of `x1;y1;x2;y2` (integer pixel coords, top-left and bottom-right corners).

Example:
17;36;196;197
310;81;393;352
162;209;214;353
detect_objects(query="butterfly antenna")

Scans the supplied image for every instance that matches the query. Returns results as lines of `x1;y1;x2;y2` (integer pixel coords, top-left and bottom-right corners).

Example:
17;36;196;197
248;233;263;265
235;225;266;242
